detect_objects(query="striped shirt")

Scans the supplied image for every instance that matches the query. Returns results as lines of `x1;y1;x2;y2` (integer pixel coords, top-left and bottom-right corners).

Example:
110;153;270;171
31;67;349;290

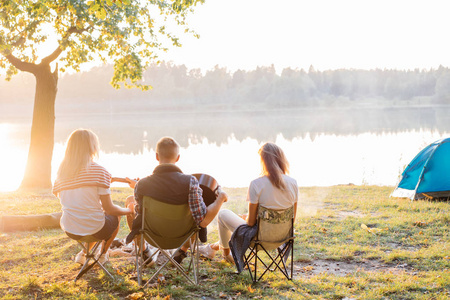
53;162;112;235
53;162;111;195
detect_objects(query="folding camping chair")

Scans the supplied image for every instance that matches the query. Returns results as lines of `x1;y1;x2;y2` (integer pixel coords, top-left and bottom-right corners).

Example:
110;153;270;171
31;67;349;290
135;196;200;287
242;205;295;282
66;234;114;282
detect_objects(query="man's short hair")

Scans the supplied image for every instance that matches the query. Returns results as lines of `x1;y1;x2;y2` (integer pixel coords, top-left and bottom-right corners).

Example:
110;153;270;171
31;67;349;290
156;137;180;160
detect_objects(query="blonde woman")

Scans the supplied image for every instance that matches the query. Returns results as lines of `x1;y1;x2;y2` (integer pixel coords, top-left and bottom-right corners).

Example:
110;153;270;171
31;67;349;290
53;129;134;265
198;142;298;263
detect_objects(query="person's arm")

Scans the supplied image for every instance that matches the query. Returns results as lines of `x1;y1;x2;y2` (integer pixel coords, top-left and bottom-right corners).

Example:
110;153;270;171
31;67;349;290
293;181;299;220
100;194;133;216
199;189;228;228
245;179;259;226
246;202;258;226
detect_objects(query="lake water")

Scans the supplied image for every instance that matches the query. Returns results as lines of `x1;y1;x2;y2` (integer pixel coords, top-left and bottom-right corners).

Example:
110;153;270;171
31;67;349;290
0;120;447;192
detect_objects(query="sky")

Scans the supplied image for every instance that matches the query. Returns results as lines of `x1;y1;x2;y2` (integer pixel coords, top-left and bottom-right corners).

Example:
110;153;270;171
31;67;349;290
160;0;450;73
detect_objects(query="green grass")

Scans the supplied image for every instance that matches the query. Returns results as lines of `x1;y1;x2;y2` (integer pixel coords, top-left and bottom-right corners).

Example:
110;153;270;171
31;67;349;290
0;186;449;299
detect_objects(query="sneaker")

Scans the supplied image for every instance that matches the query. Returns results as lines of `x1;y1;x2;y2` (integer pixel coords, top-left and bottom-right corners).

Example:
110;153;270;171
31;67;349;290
97;250;109;265
198;244;217;260
172;249;187;264
94;245;110;265
111;238;124;249
222;253;234;264
142;247;155;267
75;250;86;265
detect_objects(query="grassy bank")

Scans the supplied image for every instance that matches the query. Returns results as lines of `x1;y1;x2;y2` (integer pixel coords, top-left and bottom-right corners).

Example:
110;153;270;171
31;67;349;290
0;186;449;299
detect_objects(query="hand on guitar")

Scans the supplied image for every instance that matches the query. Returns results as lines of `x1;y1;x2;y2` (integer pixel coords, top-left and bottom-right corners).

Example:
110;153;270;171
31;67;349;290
192;173;227;205
216;186;228;203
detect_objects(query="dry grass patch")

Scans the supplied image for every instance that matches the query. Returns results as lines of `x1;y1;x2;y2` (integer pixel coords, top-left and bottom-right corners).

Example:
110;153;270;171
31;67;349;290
0;186;449;299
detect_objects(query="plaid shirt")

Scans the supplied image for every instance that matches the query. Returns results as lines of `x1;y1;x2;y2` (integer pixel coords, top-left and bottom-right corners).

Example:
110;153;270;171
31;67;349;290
189;176;207;224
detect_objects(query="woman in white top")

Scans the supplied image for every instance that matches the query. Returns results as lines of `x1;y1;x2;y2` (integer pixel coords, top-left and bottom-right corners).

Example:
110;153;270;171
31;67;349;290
53;129;134;264
198;142;298;263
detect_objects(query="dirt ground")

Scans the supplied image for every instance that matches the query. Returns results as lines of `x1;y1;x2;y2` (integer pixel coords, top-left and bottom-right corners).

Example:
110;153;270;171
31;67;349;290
107;245;415;280
293;259;415;278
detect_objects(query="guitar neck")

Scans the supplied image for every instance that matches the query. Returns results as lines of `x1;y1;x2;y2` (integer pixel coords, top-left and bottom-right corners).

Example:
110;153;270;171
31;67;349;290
111;177;128;183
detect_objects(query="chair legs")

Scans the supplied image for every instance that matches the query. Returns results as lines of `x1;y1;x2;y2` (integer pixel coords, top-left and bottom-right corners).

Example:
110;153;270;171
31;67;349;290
135;232;199;288
244;240;294;282
74;240;114;282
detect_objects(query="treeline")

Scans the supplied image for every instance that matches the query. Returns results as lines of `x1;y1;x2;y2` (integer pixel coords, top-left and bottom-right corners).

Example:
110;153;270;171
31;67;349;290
3;62;450;152
2;62;450;110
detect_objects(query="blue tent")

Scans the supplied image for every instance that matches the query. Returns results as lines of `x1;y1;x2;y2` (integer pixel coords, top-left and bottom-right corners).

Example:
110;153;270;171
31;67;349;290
392;138;450;200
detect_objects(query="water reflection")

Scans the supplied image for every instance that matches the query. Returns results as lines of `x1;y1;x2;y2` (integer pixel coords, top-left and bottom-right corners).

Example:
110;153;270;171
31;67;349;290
45;106;450;154
0;125;447;192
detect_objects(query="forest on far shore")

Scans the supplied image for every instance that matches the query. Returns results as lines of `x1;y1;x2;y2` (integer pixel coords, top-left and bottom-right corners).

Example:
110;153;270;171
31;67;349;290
2;62;450;114
2;62;450;150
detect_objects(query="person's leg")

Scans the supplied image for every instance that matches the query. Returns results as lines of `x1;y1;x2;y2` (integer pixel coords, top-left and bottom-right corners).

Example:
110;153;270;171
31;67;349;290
125;195;154;265
180;235;195;253
125;195;135;231
175;229;200;263
101;216;120;254
125;195;143;247
125;195;145;251
65;232;95;262
217;209;246;255
174;240;190;264
92;214;120;260
199;209;244;262
87;242;96;253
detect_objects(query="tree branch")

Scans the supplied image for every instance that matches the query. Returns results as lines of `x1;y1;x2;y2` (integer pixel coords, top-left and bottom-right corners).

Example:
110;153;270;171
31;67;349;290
41;26;91;65
4;24;91;72
66;26;90;36
5;53;38;74
41;46;63;65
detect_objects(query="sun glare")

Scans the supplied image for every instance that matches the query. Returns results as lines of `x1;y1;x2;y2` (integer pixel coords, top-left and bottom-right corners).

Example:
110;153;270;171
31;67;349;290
0;124;27;192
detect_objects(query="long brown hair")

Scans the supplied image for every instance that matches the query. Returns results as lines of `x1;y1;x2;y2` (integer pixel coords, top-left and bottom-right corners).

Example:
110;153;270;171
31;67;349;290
56;129;100;180
259;142;289;190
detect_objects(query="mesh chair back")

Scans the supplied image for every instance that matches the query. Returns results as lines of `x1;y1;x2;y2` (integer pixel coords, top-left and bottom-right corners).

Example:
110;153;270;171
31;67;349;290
142;196;198;249
242;205;295;282
257;206;294;251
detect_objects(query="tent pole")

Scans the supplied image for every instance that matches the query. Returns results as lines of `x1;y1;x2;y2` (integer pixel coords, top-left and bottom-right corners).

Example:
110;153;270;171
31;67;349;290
411;141;443;201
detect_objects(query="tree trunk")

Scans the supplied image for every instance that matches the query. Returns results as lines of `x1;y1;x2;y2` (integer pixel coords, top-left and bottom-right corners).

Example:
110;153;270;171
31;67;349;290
19;63;58;190
0;212;62;232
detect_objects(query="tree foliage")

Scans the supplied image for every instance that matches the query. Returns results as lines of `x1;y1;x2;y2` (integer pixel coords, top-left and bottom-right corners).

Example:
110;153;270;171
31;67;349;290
0;0;202;88
0;0;203;189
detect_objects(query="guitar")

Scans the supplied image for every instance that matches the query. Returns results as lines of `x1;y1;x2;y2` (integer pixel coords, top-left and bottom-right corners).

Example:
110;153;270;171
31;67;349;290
112;174;219;206
111;177;130;184
192;173;219;207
